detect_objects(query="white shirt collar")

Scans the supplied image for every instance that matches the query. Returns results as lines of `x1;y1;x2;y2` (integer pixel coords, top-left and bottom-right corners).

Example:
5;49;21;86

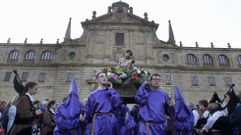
96;85;107;90
50;108;55;114
26;92;34;102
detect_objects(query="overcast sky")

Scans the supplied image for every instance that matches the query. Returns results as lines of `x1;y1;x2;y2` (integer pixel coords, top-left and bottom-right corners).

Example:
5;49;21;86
0;0;241;48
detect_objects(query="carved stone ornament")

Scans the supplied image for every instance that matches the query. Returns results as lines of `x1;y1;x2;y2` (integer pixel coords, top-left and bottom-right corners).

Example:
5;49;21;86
115;12;125;19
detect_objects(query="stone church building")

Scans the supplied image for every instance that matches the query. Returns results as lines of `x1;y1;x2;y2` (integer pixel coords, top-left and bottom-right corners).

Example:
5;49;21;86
0;1;241;104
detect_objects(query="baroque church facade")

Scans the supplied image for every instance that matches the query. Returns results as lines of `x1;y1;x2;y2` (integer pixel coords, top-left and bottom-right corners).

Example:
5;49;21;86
0;1;241;103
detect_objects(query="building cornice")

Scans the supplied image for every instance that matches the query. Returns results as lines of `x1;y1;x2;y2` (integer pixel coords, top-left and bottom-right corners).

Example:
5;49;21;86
0;43;86;47
0;63;240;72
153;45;241;52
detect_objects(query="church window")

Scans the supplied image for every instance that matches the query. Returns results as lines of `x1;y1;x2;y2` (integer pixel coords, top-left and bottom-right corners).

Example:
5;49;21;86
203;54;213;65
186;54;197;65
21;72;29;82
162;54;170;62
237;55;241;65
38;72;46;82
191;76;198;86
8;50;19;61
164;75;172;85
219;55;229;65
224;77;232;86
68;52;76;60
208;76;215;86
3;72;12;81
115;33;124;46
65;72;74;82
41;51;53;61
24;50;35;61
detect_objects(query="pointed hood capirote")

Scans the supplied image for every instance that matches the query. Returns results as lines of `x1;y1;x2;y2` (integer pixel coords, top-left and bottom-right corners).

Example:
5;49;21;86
174;86;194;130
56;80;83;120
54;80;84;135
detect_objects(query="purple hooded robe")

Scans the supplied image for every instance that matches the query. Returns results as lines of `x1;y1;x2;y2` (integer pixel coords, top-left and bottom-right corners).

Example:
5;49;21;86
115;104;137;135
85;87;123;135
54;80;84;135
135;82;170;135
173;86;194;135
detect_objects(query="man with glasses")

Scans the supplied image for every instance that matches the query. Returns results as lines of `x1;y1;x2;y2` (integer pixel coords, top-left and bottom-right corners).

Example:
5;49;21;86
135;73;172;135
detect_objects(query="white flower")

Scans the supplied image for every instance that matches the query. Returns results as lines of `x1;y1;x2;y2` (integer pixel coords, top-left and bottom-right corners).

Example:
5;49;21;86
120;73;127;78
122;73;127;77
107;72;112;77
144;71;148;75
137;69;141;74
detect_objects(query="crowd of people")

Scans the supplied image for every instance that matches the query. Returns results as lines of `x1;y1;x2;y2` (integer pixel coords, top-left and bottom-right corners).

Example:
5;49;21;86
0;71;241;135
192;91;241;135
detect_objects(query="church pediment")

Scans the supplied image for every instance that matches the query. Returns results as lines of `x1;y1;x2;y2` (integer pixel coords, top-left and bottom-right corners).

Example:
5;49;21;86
81;1;158;29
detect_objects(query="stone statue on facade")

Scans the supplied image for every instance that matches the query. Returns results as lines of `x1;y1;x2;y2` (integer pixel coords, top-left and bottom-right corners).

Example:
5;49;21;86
117;49;135;71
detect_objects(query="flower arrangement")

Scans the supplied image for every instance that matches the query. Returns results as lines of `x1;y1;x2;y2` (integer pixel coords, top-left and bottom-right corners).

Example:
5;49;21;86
103;66;150;90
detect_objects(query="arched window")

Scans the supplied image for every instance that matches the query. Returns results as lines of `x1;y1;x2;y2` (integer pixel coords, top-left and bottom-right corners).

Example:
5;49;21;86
237;55;241;65
24;50;35;61
186;54;197;65
203;54;213;65
219;55;229;65
8;50;19;61
41;51;53;61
